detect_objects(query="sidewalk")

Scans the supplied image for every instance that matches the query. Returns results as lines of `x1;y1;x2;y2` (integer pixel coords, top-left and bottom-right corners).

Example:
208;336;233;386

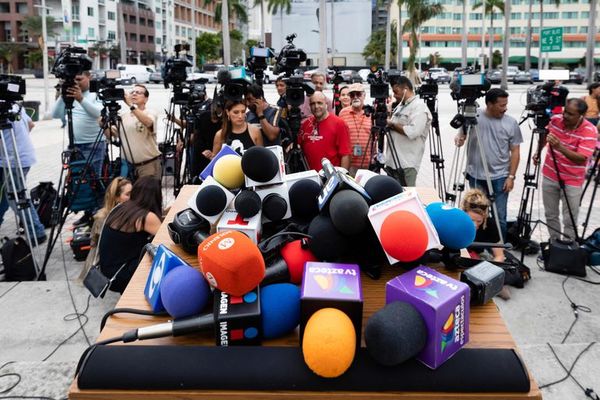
1;84;599;400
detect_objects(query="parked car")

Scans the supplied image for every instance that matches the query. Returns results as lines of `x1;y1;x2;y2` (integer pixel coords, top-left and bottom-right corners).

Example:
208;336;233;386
90;69;106;80
427;67;451;83
149;69;163;83
358;68;371;82
116;64;153;84
187;67;216;83
340;70;363;83
497;65;520;79
303;68;334;82
565;70;584;84
513;71;533;84
529;69;540;82
261;65;282;84
486;69;502;84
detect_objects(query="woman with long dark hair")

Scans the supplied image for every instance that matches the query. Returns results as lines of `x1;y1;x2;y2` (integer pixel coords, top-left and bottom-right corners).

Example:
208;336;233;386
98;176;162;294
211;100;262;156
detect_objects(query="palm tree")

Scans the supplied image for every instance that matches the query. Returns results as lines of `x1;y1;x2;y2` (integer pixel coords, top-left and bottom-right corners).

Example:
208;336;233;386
524;0;559;70
460;0;468;68
584;0;598;83
396;0;405;71
205;0;248;64
362;22;397;66
524;0;533;71
500;0;510;90
473;0;505;71
403;0;444;84
0;43;26;74
267;0;292;48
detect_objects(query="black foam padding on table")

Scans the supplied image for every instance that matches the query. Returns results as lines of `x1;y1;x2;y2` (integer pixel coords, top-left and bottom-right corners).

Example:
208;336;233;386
78;346;530;392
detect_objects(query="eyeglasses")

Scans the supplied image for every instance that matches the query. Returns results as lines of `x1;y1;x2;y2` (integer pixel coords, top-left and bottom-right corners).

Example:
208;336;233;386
349;92;364;98
466;202;488;211
129;90;145;95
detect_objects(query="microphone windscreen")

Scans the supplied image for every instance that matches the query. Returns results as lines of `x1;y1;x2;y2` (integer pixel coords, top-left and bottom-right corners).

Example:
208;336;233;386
213;154;244;189
197;230;265;296
289;179;321;221
426;202;476;249
380;210;429;262
302;308;356;378
242;147;279;183
329;190;369;235
262;194;288;222
307;215;348;261
160;266;210;319
280;239;318;284
234;190;261;218
260;283;301;339
364;175;404;204
364;301;427;366
196;185;228;216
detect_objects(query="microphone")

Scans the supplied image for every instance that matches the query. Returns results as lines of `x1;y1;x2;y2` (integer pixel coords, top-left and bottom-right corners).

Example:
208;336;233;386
216;209;262;244
262;239;318;285
234;190;261;218
288;178;321;222
167;208;211;255
242;146;285;188
200;144;239;181
187;176;235;225
216;68;231;85
160;265;211;318
382;266;470;369
126;283;301;344
307;214;350;261
317;158;371;213
197;230;265;296
426;202;476;250
363;175;404;205
329;190;370;235
212;154;245;190
255;183;292;223
460;261;505;305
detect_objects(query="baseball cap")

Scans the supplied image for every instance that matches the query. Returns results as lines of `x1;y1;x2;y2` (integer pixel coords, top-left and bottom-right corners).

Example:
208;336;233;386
347;83;365;93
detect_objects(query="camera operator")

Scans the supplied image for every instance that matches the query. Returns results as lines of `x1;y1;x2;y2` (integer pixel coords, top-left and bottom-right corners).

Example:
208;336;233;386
300;71;333;119
0;105;47;244
385;76;432;186
189;100;223;177
338;83;372;176
112;84;161;179
299;92;351;171
454;88;522;240
533;98;597;241
52;71;105;177
547;80;569;115
245;83;288;146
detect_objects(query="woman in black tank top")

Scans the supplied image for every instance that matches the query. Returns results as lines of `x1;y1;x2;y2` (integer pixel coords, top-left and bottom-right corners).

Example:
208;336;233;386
211;100;263;156
98;176;163;294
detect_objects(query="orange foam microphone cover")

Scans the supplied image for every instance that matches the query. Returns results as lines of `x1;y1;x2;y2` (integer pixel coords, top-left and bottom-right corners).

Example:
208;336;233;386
379;210;429;262
302;308;356;378
197;230;265;296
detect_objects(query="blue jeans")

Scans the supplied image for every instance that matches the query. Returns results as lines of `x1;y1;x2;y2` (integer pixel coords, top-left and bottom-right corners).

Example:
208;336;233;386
0;167;46;239
74;141;106;179
467;175;508;241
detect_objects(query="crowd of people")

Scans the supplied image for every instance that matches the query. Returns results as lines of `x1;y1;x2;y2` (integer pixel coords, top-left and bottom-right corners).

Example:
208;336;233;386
2;68;599;295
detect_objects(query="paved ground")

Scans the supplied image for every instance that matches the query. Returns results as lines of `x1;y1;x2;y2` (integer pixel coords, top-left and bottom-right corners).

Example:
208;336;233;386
0;79;598;399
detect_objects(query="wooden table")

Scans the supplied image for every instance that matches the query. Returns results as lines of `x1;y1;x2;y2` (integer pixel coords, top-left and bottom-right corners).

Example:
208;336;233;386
69;185;542;400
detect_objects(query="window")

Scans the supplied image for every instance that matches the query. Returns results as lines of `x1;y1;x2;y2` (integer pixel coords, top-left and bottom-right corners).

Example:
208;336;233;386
72;5;79;19
107;11;115;20
16;2;28;13
140;18;146;25
580;27;588;33
581;11;590;18
155;21;161;29
88;27;95;37
452;27;462;34
87;7;93;16
129;15;136;24
470;13;482;20
129;33;136;41
468;27;482;34
156;37;161;44
510;27;521;34
563;27;578;33
561;12;578;19
543;12;558;19
175;25;180;35
0;3;10;13
510;12;521;19
140;34;145;42
147;19;154;27
108;31;116;40
453;13;462;20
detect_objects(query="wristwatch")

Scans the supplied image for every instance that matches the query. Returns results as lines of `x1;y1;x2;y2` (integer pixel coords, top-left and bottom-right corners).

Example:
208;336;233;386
258;115;266;120
130;105;137;112
507;175;516;180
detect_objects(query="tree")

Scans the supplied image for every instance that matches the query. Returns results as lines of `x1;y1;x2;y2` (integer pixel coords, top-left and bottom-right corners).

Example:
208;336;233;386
473;0;505;71
584;0;598;83
403;0;444;84
459;0;468;68
362;22;397;67
196;32;222;64
0;43;26;74
500;0;510;90
428;51;442;67
396;0;405;71
205;0;248;64
492;49;502;68
524;0;559;70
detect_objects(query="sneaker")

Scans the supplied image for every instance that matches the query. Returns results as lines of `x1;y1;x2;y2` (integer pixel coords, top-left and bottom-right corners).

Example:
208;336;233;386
73;212;92;227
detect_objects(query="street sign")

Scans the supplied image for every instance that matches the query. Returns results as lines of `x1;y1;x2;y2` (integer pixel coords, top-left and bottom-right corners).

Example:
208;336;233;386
540;27;563;52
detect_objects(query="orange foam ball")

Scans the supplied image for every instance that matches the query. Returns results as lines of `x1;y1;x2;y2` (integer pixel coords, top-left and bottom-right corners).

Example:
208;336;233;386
302;308;356;378
379;210;429;262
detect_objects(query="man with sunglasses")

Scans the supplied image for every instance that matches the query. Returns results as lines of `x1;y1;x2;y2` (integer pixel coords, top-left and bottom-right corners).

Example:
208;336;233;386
338;83;372;176
114;85;161;179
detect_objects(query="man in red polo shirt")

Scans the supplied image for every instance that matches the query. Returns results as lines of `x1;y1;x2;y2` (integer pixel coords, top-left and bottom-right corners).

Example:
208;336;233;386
534;98;597;240
299;91;351;171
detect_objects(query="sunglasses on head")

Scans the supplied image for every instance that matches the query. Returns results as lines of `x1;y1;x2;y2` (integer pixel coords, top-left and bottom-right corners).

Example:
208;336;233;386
467;202;488;211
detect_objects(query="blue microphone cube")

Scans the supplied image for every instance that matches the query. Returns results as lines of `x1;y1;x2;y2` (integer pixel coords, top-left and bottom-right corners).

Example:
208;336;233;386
144;245;186;312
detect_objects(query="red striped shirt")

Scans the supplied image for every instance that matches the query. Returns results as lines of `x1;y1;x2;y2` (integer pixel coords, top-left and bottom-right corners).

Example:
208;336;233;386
542;116;597;186
338;107;373;169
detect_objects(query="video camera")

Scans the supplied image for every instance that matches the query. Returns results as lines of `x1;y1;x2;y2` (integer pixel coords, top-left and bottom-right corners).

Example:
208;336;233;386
89;70;125;103
274;34;307;76
52;46;93;82
417;77;439;100
247;45;275;85
368;68;402;100
214;67;252;104
0;75;25;122
450;73;491;102
172;78;209;106
525;81;554;114
163;43;193;89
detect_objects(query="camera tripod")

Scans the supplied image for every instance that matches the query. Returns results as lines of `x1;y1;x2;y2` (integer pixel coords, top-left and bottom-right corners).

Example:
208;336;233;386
284;104;309;173
447;99;504;244
0;105;44;279
580;147;599;239
421;94;447;201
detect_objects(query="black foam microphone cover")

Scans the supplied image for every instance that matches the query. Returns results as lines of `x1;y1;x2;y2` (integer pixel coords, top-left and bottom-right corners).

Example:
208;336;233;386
242;147;279;183
364;175;404;204
365;301;427;366
289;179;320;221
234;190;261;218
77;345;531;392
196;185;227;216
329;190;369;235
262;194;288;222
307;215;348;261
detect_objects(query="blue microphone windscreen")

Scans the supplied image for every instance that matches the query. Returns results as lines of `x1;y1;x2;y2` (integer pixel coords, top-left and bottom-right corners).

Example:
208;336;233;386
426;202;476;249
160;266;211;319
260;283;301;339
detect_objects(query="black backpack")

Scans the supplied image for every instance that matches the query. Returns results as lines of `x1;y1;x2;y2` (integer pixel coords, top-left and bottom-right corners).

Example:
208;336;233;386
30;182;58;228
0;237;38;281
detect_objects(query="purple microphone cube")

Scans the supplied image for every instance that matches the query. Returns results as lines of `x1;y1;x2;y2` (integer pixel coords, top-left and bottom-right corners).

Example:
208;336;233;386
386;266;470;369
300;262;363;349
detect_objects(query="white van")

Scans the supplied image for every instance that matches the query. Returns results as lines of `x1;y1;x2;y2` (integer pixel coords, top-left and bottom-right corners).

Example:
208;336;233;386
116;64;154;84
